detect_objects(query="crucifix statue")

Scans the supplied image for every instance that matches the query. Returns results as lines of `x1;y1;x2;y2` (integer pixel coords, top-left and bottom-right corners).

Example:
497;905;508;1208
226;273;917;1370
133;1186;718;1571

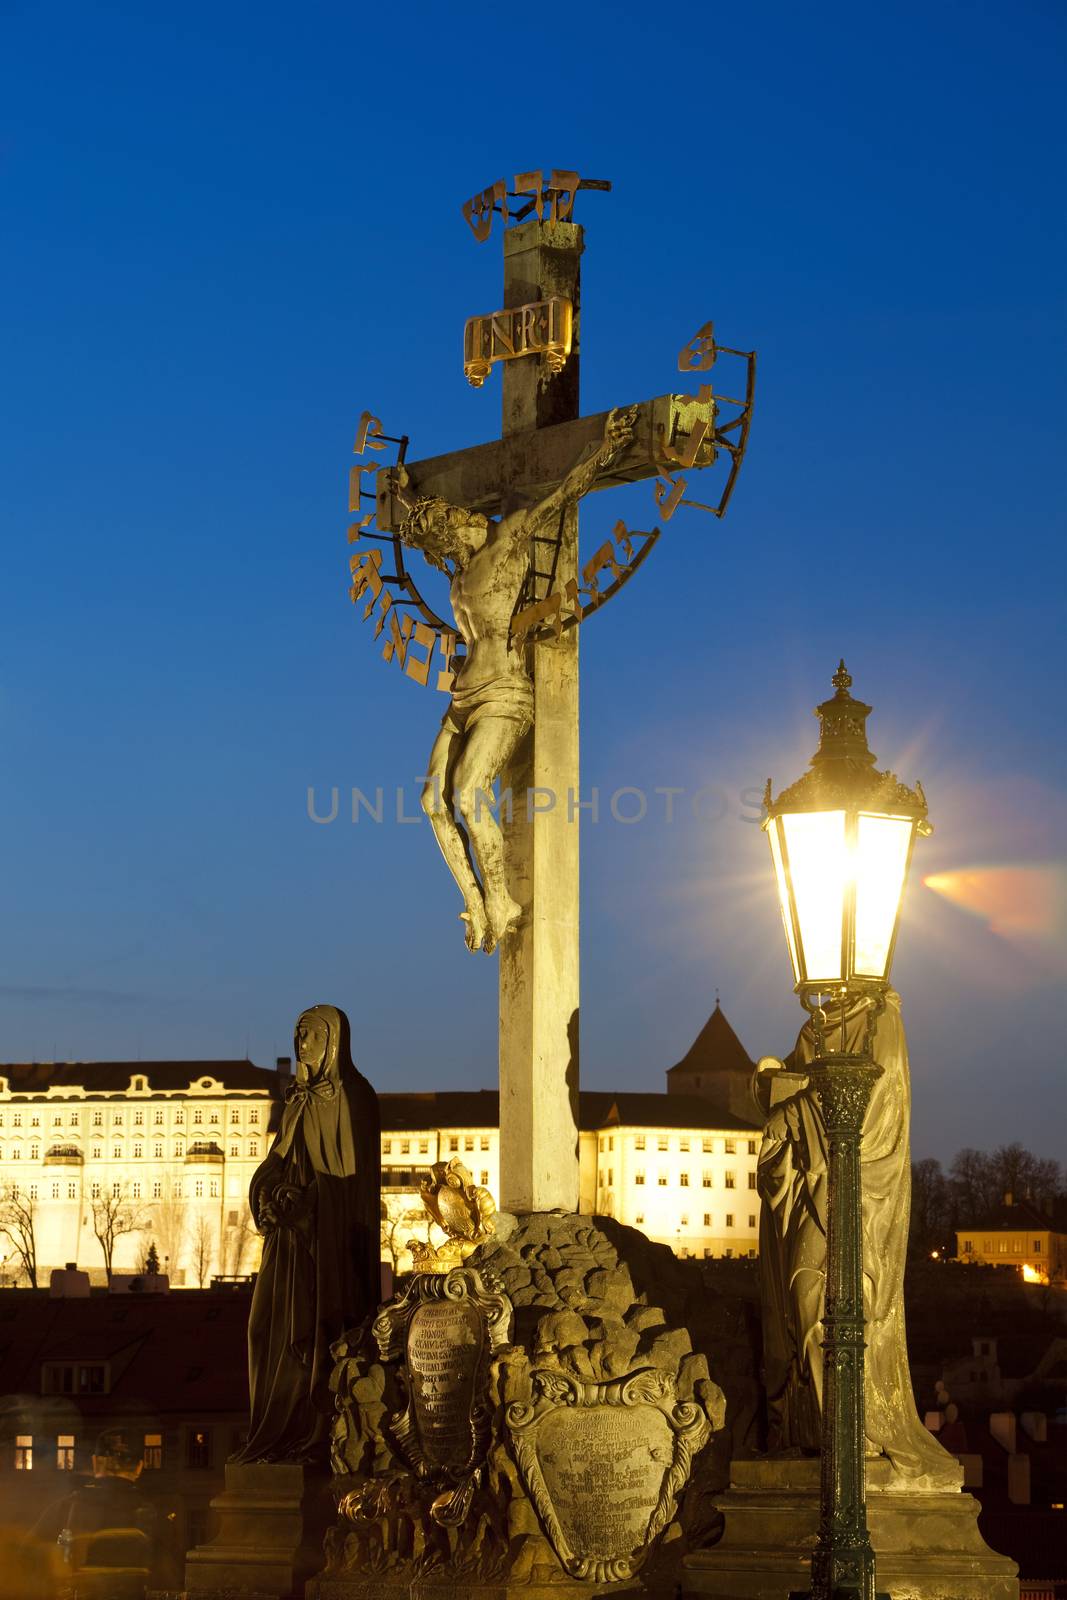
347;170;754;1214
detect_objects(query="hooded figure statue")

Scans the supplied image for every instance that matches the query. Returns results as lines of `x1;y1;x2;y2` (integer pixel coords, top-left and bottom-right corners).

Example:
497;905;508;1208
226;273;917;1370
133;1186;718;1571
234;1004;380;1464
755;989;959;1489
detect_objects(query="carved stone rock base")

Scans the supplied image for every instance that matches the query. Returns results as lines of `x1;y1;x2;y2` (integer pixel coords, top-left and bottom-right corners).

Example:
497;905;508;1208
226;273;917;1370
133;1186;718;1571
184;1461;333;1599
681;1457;1019;1600
311;1575;680;1599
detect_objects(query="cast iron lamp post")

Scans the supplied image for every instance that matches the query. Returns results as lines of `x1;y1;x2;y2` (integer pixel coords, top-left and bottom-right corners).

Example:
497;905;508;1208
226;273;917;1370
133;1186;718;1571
764;661;930;1600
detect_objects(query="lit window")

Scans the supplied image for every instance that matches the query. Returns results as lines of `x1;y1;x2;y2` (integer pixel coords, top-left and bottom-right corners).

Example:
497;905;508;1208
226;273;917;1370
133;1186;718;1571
401;1140;410;1155
679;1138;689;1152
725;1173;735;1189
144;1434;162;1469
1034;1239;1043;1253
635;1136;646;1151
57;1435;75;1471
382;1139;392;1154
15;1436;32;1470
480;1136;489;1151
725;1139;735;1154
658;1136;668;1151
419;1140;429;1154
464;1137;474;1151
680;1173;690;1187
449;1137;459;1152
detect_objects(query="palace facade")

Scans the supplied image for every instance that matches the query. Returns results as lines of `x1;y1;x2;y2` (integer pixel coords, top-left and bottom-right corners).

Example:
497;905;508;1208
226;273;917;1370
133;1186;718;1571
1;1003;764;1283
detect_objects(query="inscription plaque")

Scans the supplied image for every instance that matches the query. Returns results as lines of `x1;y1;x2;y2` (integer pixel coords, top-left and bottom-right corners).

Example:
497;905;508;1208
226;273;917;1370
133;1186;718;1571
371;1264;511;1525
407;1297;485;1471
506;1365;711;1581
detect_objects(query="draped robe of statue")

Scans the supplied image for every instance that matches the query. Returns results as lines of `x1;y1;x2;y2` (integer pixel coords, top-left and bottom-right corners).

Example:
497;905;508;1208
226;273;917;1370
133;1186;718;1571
755;990;958;1488
234;1004;380;1464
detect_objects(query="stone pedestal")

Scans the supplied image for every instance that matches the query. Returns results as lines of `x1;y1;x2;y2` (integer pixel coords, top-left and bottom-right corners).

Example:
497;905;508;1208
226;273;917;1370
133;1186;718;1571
185;1461;332;1599
681;1457;1019;1600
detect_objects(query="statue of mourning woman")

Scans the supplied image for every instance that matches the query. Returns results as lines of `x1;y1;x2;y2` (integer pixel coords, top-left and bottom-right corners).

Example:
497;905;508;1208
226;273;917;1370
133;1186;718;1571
755;989;959;1489
233;1005;380;1465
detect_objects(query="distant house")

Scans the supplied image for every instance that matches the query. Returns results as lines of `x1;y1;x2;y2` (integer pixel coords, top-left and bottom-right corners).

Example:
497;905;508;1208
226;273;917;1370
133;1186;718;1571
956;1195;1067;1285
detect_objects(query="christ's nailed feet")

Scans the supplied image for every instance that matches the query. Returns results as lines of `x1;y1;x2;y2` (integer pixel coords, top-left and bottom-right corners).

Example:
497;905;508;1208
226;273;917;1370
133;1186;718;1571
485;890;523;953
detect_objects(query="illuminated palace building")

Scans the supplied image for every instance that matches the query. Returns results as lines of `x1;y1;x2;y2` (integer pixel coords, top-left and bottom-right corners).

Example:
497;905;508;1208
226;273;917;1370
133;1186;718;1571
0;1004;764;1284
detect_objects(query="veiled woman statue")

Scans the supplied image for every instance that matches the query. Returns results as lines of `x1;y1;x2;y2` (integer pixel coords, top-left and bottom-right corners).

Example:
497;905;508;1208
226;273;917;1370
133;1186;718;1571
234;1004;380;1464
755;990;959;1488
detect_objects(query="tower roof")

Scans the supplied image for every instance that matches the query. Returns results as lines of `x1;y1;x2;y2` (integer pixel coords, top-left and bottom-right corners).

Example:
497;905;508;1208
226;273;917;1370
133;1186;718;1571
667;1001;754;1079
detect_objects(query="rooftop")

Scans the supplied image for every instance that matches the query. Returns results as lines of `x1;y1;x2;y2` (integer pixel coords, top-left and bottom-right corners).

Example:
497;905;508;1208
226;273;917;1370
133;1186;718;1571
0;1060;281;1096
667;1001;754;1079
379;1089;760;1134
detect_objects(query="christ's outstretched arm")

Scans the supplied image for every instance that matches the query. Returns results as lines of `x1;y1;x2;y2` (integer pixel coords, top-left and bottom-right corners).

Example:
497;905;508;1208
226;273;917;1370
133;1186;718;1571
519;405;637;545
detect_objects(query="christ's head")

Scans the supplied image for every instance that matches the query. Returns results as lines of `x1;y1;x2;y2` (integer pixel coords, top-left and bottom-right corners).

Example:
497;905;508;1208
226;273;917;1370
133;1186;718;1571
401;496;489;573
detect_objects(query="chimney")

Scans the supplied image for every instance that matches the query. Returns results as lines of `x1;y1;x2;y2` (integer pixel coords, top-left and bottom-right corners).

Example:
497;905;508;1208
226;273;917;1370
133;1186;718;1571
276;1056;292;1076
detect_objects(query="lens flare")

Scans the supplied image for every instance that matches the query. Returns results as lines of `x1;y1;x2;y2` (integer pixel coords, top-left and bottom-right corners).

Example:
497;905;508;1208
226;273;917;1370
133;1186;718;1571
923;863;1067;948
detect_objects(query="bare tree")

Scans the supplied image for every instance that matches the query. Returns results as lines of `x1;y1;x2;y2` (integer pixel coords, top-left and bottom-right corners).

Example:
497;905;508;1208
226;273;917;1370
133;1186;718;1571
190;1213;216;1288
151;1194;188;1277
0;1184;39;1288
220;1204;256;1277
382;1201;429;1275
909;1158;954;1259
90;1185;147;1285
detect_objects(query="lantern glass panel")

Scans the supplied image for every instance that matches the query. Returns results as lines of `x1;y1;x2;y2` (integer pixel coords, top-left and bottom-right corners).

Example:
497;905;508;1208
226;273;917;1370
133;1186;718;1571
768;819;801;985
853;812;913;979
781;810;847;983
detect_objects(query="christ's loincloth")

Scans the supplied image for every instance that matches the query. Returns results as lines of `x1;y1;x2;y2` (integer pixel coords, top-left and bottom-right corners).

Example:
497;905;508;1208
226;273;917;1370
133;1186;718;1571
441;671;534;736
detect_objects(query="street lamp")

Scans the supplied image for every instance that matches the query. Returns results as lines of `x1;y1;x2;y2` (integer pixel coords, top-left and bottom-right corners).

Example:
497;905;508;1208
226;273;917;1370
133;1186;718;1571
763;661;930;1600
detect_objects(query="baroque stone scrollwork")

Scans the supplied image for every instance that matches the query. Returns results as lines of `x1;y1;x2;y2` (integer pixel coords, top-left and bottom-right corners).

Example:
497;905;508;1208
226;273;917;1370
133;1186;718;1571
369;1266;512;1525
504;1361;712;1582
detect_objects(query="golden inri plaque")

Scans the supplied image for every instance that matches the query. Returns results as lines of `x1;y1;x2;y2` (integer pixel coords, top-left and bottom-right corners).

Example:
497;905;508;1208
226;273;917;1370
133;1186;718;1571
463;296;573;387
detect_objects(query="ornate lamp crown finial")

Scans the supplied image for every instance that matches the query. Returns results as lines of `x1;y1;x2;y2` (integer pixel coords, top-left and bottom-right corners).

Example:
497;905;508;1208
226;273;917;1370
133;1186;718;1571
832;658;852;694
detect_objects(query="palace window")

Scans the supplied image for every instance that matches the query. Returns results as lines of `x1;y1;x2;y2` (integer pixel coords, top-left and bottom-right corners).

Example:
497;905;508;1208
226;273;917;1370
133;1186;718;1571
195;1180;204;1197
155;1111;164;1125
703;1213;711;1226
609;1137;615;1151
134;1112;144;1126
635;1135;646;1150
725;1214;734;1227
51;1182;60;1198
15;1436;32;1470
174;1181;183;1198
248;1111;259;1125
91;1183;101;1199
231;1110;240;1124
1034;1240;1043;1253
134;1143;142;1159
480;1170;489;1186
679;1138;689;1152
56;1435;75;1471
724;1139;735;1153
144;1434;163;1469
748;1214;757;1228
962;1239;973;1253
703;1172;712;1188
657;1137;668;1151
230;1143;240;1157
210;1179;219;1197
154;1142;163;1158
67;1182;76;1199
657;1173;668;1187
419;1140;429;1154
92;1111;102;1126
174;1142;184;1157
704;1247;711;1258
680;1173;689;1187
401;1140;410;1155
194;1110;203;1125
725;1173;735;1189
132;1182;142;1199
608;1168;614;1185
599;1137;604;1152
91;1144;101;1159
175;1110;184;1125
448;1137;459;1152
383;1140;392;1153
748;1173;757;1189
747;1140;757;1154
464;1137;474;1151
209;1111;219;1124
71;1112;79;1125
30;1144;39;1160
152;1181;162;1199
114;1114;123;1126
635;1171;645;1186
111;1181;121;1197
12;1114;21;1127
247;1138;258;1155
53;1114;62;1127
29;1184;38;1199
635;1213;644;1225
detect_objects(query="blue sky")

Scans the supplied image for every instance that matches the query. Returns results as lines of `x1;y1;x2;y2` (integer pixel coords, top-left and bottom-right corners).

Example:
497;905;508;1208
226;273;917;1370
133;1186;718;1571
1;0;1064;1161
